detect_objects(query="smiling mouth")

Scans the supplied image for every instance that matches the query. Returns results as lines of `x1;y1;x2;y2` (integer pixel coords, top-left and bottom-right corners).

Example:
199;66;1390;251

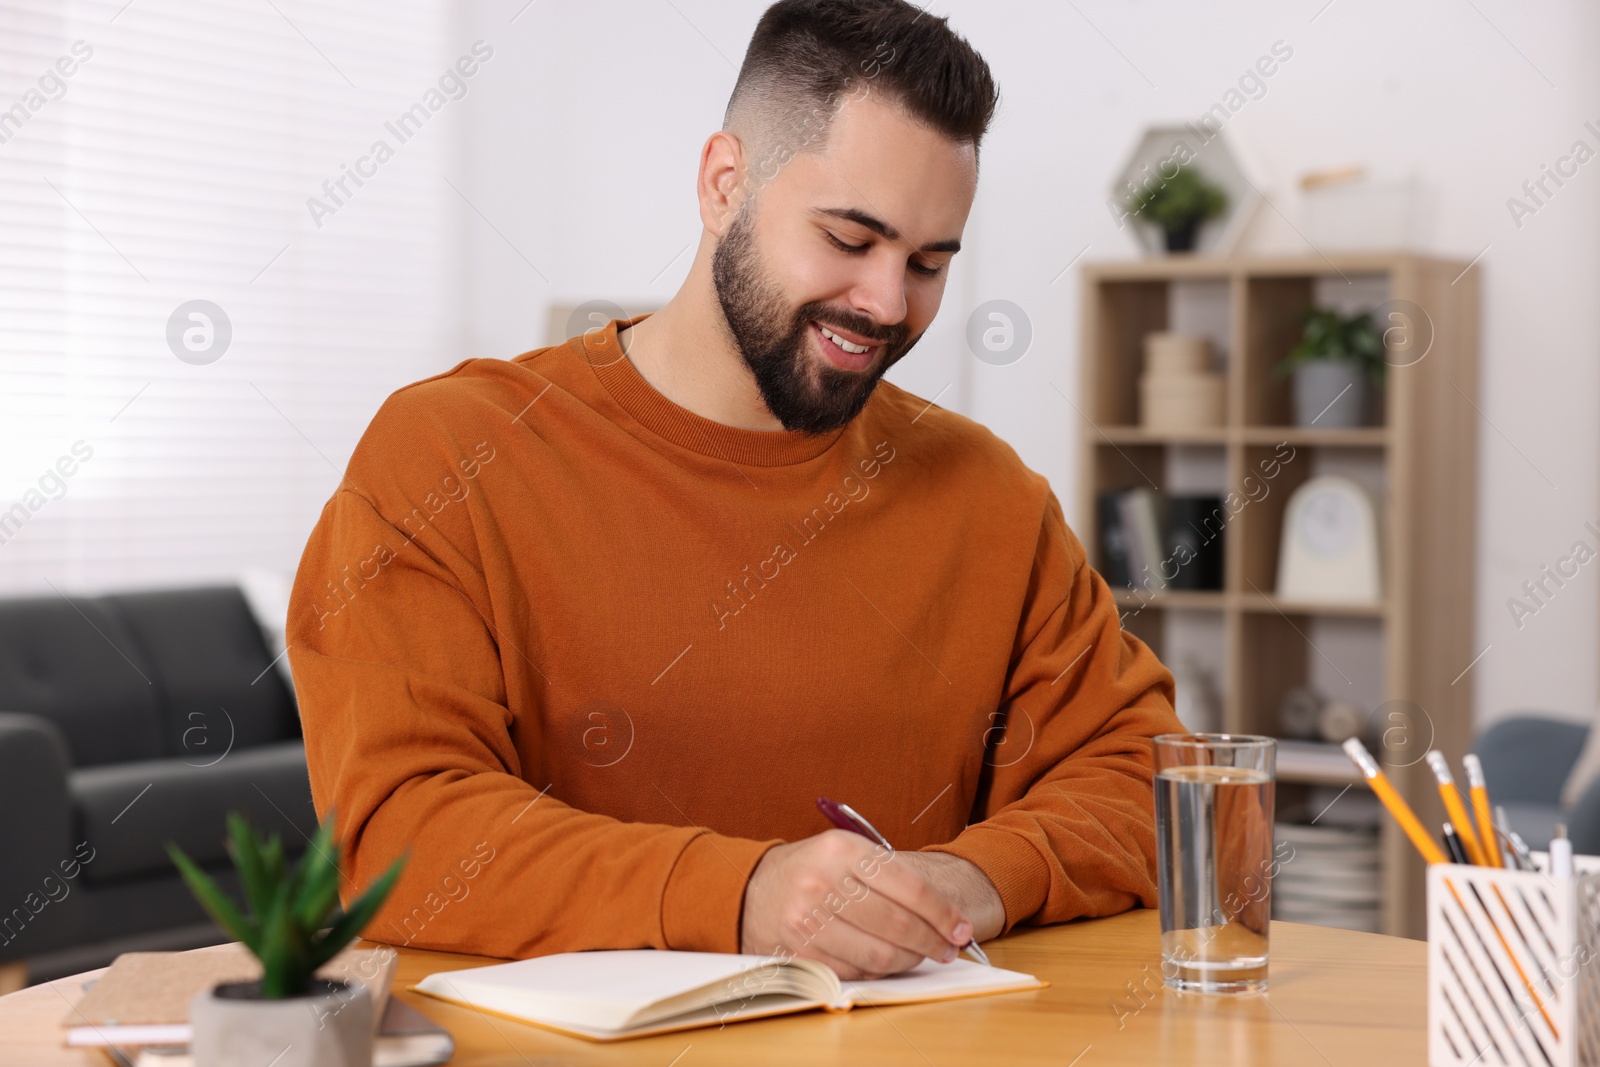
811;320;884;370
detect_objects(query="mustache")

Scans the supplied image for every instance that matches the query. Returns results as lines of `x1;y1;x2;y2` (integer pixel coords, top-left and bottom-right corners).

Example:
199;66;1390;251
801;304;906;348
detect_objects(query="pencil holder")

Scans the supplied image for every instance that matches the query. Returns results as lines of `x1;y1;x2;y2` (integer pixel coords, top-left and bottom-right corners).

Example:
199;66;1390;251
1426;857;1600;1067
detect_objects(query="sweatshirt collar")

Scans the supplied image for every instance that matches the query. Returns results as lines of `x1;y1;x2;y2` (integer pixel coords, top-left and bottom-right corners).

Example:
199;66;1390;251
583;314;848;468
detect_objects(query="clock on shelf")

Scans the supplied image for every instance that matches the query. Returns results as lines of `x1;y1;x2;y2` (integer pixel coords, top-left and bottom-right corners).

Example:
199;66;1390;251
1275;475;1382;604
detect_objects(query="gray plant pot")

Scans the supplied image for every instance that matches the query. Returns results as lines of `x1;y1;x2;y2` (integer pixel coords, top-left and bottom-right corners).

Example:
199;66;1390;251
190;978;373;1067
1292;360;1367;428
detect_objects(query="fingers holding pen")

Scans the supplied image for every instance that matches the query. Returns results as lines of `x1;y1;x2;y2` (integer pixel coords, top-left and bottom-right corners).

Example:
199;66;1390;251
739;830;975;979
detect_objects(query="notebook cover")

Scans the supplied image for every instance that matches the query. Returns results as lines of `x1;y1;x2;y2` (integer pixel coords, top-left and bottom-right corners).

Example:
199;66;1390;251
66;942;397;1039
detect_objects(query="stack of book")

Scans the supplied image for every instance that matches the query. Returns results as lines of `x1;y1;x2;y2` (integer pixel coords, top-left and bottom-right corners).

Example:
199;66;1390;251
1097;489;1225;593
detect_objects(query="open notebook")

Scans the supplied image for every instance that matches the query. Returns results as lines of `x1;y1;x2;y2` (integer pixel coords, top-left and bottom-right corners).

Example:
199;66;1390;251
412;949;1044;1041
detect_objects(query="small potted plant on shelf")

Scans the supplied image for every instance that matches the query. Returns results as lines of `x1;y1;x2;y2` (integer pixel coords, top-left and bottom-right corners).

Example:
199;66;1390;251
1125;164;1229;253
1274;307;1385;428
167;811;406;1067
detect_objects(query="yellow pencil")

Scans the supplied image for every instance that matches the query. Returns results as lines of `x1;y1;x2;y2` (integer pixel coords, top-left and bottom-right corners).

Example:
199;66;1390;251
1344;746;1555;1038
1424;750;1488;865
1461;754;1503;868
1342;739;1449;865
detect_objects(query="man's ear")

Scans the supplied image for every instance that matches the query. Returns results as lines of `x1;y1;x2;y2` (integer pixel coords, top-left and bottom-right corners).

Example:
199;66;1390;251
698;129;747;236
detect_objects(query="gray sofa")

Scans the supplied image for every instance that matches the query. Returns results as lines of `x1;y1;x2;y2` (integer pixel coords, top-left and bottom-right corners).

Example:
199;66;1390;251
1474;714;1600;853
0;585;315;983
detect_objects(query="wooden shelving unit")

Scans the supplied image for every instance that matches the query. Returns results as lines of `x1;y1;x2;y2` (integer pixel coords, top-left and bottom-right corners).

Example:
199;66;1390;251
1078;253;1480;938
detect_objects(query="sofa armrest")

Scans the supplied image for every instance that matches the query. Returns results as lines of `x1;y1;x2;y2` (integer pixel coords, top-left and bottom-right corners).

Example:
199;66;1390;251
1567;772;1600;857
0;712;77;961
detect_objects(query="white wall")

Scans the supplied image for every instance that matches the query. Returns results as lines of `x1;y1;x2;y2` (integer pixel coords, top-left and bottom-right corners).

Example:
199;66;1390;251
460;0;1599;729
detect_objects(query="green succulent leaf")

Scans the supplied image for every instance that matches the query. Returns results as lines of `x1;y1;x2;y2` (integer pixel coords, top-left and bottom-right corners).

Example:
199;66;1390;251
166;842;258;949
284;808;336;907
309;851;408;971
225;813;272;922
256;880;312;998
293;842;345;932
260;828;286;892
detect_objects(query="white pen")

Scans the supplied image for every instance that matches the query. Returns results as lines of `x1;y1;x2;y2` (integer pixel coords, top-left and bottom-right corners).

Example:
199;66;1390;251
1551;822;1574;880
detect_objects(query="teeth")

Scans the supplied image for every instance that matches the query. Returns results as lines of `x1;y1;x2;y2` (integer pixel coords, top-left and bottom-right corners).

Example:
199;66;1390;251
820;325;872;355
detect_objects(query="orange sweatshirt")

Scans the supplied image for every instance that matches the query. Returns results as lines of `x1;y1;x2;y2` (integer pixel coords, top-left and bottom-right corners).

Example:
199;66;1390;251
287;315;1181;959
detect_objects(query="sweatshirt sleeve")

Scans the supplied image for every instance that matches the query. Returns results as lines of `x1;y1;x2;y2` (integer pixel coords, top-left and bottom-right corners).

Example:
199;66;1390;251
287;487;779;959
921;487;1182;934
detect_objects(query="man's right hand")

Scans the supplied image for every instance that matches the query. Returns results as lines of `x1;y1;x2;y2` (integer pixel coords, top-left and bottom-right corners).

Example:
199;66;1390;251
738;830;975;980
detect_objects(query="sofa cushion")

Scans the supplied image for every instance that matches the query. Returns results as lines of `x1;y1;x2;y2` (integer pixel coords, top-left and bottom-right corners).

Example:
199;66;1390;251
103;587;299;759
72;741;315;883
0;595;163;766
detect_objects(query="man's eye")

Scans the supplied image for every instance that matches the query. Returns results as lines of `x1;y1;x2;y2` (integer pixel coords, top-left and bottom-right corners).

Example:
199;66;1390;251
827;230;944;277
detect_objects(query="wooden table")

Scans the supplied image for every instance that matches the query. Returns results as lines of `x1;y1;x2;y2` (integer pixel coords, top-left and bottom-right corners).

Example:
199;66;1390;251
1;910;1425;1066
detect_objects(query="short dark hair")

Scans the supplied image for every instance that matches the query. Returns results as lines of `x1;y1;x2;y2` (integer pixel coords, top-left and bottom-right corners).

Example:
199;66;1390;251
724;0;999;175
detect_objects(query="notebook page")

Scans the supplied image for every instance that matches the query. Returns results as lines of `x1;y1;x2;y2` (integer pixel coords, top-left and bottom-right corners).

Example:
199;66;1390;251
489;992;827;1043
840;957;1043;1006
413;950;797;1033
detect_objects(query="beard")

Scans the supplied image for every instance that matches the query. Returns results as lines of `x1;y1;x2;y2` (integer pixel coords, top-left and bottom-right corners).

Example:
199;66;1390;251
711;204;919;435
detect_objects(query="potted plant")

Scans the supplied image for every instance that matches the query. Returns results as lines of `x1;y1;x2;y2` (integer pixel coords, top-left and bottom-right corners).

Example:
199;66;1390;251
167;811;406;1067
1125;164;1228;253
1274;307;1385;427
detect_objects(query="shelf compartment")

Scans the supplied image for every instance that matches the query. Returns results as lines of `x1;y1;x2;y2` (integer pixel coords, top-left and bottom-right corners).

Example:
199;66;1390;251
1233;610;1312;737
1113;589;1228;612
1092;426;1229;445
1232;442;1313;596
1236;593;1386;618
1238;427;1388;447
1239;274;1390;431
1274;739;1364;785
1086;280;1168;426
1092;426;1390;447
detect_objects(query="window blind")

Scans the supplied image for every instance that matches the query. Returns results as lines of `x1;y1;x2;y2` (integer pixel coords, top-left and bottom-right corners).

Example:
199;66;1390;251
0;0;465;595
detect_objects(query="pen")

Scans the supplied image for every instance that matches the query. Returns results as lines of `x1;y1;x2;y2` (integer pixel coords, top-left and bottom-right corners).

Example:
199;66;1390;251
815;796;990;967
1461;754;1503;868
1551;822;1574;880
1342;739;1449;864
1425;751;1487;865
1441;822;1469;864
1496;807;1536;872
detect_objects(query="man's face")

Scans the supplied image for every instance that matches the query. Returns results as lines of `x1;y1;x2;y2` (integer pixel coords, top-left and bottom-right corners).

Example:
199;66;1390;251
711;91;977;434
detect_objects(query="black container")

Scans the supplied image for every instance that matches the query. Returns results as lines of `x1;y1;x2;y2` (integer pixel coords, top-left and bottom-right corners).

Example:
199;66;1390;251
1164;495;1225;590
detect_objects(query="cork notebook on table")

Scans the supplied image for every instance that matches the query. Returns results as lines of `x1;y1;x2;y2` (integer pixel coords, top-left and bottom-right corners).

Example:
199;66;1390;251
63;941;397;1048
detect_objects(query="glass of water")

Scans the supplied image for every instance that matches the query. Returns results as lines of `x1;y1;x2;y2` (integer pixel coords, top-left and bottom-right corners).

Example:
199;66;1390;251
1154;733;1277;993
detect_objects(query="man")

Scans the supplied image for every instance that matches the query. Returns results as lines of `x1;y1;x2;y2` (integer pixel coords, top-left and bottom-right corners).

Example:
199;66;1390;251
288;0;1180;982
